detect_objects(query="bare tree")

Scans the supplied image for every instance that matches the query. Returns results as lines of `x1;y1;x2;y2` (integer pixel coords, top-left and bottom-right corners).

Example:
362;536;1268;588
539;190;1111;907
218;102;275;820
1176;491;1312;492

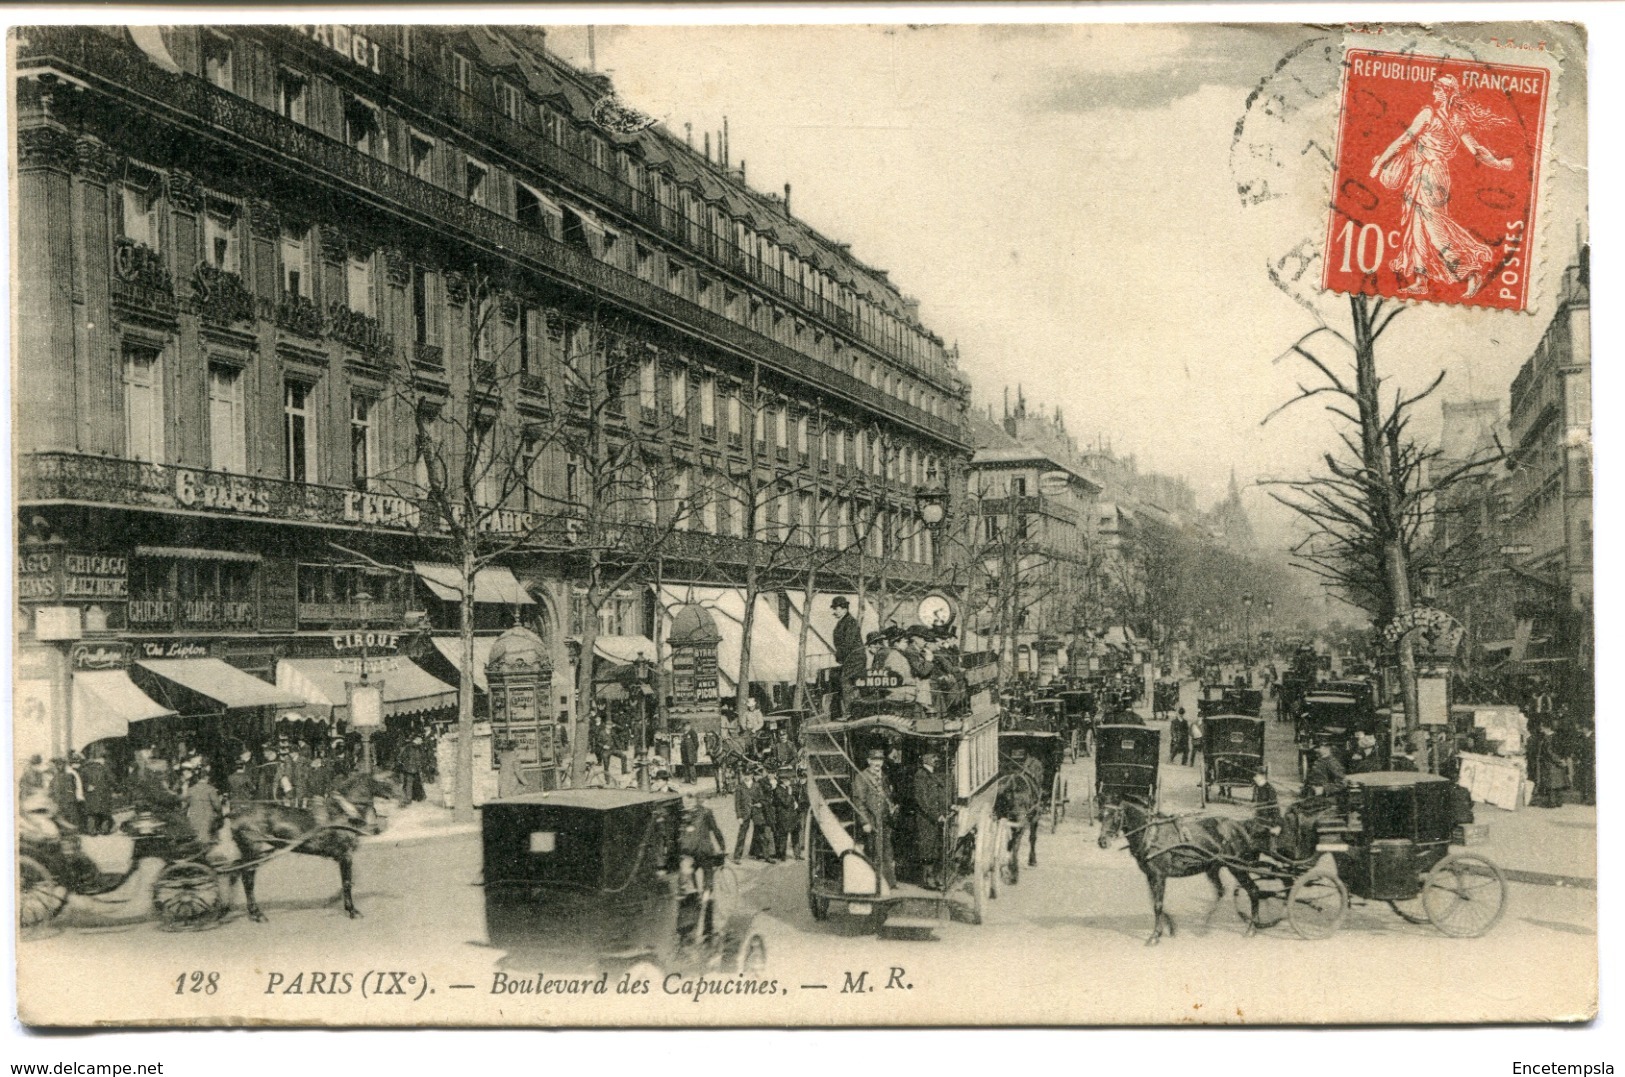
360;271;697;808
1263;294;1503;733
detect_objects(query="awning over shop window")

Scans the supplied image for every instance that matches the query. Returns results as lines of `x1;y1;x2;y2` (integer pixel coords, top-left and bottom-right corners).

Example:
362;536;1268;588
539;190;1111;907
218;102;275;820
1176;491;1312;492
136;658;304;710
595;634;656;664
277;658;457;719
429;636;497;694
71;670;175;749
414;562;535;606
657;585;806;691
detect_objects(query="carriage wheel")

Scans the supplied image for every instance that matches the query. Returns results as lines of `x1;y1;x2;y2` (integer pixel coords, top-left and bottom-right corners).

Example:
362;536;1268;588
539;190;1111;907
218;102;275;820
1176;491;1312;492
969;829;993;925
1051;776;1067;833
1421;853;1507;938
1234;884;1286;929
19;855;69;931
152;860;225;930
1386;898;1431;925
1286;870;1347;940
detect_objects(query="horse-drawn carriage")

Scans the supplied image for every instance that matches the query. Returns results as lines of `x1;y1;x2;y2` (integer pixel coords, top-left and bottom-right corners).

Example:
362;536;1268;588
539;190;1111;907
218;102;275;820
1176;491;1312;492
1296;688;1385;777
1055;688;1096;760
1092;724;1161;818
1242;772;1506;939
1198;714;1268;806
481;788;767;975
1097;770;1505;945
18;779;384;932
998;730;1069;831
1195;684;1230;719
803;683;1005;932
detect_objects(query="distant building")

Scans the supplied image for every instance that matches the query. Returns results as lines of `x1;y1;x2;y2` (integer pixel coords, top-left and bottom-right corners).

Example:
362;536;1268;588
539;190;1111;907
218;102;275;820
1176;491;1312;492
1501;245;1591;690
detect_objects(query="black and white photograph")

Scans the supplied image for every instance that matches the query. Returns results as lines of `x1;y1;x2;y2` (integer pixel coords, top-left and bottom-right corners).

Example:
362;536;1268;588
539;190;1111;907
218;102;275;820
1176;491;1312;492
7;8;1602;1036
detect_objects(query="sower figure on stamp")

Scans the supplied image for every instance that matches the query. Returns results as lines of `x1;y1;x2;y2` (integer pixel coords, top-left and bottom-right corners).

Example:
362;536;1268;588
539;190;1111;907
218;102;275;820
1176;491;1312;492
852;748;897;890
1370;74;1514;299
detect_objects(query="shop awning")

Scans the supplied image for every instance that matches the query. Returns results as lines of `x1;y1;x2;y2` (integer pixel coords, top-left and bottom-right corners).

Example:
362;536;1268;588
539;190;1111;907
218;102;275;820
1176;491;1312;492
595;634;656;664
277;658;457;719
414;562;535;605
72;670;175;748
135;658;305;710
657;585;806;691
430;636;496;694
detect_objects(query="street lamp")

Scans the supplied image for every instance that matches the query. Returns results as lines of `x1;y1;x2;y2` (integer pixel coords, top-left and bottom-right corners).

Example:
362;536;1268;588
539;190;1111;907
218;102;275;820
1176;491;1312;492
633;655;653;790
915;464;948;530
1242;591;1254;666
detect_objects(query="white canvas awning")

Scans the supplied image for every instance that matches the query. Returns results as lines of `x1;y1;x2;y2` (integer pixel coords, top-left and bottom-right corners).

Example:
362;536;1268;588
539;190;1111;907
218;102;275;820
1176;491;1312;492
72;670;175;748
414;562;534;605
136;658;305;711
277;658;456;719
430;636;497;694
657;585;807;691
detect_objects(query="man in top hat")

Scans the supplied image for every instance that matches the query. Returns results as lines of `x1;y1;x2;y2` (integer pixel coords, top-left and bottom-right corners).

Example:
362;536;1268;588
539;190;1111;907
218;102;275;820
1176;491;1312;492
1302;743;1346;798
731;769;759;863
397;735;426;805
770;766;798;861
79;746;116;836
910;750;952;889
852;747;897;889
226;749;257;811
679;722;701;786
901;627;936;711
831;596;866;719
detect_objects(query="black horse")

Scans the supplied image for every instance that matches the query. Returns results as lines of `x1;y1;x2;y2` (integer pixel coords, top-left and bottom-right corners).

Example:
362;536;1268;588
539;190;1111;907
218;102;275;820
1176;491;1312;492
1098;797;1271;945
228;774;388;922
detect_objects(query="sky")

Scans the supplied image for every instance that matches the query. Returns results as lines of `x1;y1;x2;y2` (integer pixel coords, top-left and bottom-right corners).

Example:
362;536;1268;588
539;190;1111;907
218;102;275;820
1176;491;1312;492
543;21;1588;549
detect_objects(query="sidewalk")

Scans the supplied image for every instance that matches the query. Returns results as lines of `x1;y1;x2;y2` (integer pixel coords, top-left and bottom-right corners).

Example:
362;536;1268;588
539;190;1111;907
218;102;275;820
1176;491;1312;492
1468;800;1596;887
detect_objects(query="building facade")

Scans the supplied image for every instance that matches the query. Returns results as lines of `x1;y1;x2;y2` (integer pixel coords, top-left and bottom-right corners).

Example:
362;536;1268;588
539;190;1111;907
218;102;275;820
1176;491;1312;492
13;24;972;760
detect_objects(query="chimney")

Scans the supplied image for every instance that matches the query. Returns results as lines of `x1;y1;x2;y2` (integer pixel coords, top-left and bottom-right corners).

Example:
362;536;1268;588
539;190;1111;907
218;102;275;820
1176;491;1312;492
723;116;730;167
783;183;792;215
684;122;692;148
703;131;711;161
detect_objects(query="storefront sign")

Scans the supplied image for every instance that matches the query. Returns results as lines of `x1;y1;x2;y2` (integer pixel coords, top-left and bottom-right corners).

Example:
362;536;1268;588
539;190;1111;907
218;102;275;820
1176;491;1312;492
295;25;385;76
332;631;402;653
334;656;403;676
137;639;211;660
71;642;130;671
17;549;129;603
18;549;58;601
174;470;271;515
342;491;421;529
62;553;129;600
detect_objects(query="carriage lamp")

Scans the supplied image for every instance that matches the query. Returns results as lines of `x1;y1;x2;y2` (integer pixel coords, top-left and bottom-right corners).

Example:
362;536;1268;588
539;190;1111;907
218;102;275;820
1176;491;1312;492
915;465;948;529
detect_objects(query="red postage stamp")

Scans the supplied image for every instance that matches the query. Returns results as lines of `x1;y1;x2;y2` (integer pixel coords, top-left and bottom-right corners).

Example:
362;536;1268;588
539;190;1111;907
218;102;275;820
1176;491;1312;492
1323;48;1551;311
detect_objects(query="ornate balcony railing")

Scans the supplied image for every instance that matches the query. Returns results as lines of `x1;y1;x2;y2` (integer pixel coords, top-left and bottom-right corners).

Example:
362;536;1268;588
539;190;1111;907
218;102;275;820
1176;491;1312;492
18;451;941;583
110;238;176;321
17;27;966;448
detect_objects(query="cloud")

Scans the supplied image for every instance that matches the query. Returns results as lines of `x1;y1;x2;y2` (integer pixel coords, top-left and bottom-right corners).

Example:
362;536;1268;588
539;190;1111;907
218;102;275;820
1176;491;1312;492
1032;25;1306;112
